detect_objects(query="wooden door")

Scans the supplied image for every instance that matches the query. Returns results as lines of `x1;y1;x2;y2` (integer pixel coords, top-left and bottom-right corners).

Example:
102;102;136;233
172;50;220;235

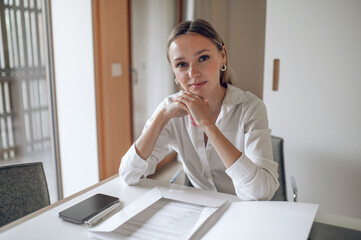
92;0;133;180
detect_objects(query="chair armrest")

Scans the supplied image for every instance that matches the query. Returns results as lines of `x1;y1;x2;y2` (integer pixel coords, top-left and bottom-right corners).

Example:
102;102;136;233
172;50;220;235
170;169;183;183
290;176;298;202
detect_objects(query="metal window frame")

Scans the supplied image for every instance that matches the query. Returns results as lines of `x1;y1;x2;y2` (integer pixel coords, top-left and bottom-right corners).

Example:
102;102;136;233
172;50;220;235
0;0;63;200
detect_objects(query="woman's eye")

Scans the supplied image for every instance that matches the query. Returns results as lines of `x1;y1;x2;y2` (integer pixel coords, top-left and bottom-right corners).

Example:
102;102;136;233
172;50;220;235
199;55;209;62
176;62;187;68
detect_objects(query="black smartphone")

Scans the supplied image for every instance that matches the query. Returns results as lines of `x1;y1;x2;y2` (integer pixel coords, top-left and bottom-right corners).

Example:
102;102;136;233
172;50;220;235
58;193;120;224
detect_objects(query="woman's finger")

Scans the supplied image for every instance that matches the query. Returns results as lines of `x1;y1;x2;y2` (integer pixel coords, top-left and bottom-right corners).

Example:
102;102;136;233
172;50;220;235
173;96;199;127
175;92;203;108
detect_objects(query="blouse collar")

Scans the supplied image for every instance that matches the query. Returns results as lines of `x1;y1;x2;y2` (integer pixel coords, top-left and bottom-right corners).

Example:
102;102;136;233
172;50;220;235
222;84;247;111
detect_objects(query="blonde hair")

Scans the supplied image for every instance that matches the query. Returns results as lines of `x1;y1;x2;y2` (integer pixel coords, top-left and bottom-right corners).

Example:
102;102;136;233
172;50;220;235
167;19;231;87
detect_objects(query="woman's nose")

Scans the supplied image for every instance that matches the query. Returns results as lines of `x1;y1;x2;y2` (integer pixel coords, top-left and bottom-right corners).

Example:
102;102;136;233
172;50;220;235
188;65;201;78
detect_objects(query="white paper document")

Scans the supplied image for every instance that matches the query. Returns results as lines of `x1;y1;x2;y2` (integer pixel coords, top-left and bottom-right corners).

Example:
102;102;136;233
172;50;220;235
113;199;217;239
88;187;228;240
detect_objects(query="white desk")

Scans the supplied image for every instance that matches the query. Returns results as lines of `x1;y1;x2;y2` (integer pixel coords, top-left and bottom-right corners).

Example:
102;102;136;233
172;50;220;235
0;175;240;240
1;175;361;240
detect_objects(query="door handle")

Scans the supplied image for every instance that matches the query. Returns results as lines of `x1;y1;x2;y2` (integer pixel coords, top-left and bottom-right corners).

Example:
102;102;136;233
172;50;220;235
130;68;138;85
273;59;280;91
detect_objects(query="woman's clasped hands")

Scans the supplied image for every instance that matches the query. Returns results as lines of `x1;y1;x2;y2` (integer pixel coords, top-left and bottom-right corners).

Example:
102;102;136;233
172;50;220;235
168;91;212;128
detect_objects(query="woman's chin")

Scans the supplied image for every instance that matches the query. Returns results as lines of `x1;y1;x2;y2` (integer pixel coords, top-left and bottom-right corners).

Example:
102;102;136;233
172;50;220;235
188;89;207;97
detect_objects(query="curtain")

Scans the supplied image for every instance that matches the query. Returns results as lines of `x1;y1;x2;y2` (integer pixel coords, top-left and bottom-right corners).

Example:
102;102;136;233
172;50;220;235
131;0;177;139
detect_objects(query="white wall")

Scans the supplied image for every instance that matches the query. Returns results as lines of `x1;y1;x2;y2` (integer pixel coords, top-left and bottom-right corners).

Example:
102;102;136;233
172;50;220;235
51;0;99;197
263;0;361;218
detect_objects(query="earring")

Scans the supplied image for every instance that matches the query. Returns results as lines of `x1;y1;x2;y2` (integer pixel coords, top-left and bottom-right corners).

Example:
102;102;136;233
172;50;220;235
174;78;178;85
220;65;227;72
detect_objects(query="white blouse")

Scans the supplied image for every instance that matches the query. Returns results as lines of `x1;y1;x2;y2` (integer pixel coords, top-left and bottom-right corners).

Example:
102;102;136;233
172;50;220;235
119;84;279;200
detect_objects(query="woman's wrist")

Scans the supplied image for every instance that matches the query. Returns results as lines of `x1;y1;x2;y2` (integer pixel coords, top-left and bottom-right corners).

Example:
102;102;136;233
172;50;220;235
135;108;169;160
201;121;217;135
157;108;171;127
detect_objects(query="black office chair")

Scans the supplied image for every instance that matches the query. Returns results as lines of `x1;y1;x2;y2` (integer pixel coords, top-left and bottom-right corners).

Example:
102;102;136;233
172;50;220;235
0;162;50;227
270;136;287;201
270;136;298;201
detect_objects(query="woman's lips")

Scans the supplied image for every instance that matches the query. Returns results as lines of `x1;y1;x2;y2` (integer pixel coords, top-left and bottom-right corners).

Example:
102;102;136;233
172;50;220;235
190;81;206;89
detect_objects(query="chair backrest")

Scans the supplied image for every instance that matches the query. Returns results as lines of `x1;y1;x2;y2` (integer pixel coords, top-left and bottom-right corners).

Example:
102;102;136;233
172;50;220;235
0;162;50;227
270;136;287;201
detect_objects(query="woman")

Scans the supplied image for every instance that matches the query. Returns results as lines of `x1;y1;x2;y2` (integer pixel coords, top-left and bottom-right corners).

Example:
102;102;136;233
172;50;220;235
119;19;279;200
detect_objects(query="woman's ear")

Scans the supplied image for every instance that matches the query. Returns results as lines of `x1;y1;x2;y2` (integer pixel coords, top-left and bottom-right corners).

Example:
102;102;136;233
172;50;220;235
221;45;227;65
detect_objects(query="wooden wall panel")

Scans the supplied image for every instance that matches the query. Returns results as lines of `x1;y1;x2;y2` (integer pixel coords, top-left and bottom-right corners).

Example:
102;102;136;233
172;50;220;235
93;0;133;180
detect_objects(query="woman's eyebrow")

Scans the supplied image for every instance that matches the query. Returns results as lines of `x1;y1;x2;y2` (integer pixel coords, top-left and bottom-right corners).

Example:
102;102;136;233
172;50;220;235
172;56;185;63
194;49;210;56
172;49;211;63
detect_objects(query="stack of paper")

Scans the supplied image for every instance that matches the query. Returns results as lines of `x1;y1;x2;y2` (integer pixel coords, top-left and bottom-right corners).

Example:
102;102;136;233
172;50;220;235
88;187;228;240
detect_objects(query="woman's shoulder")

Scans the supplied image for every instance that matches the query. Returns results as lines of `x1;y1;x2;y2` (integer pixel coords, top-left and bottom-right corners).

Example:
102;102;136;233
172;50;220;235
225;85;268;125
225;84;264;107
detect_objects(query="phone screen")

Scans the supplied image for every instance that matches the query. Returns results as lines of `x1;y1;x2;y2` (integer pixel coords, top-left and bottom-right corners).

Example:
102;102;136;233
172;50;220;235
58;193;119;224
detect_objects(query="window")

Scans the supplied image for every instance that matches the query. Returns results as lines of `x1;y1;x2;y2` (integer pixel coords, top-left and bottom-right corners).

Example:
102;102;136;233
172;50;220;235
0;0;59;203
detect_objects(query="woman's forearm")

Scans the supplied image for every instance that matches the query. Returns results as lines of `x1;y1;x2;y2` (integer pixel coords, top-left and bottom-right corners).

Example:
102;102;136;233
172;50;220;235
203;124;242;168
135;109;170;160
